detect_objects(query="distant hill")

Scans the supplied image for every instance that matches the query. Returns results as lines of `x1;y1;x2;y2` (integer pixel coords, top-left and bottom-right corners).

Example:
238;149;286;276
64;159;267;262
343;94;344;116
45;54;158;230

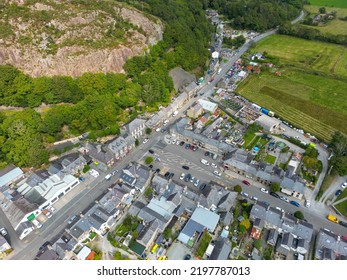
0;0;163;77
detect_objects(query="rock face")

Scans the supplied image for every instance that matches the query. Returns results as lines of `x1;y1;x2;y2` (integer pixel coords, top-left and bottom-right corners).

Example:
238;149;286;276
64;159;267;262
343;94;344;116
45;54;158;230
0;0;163;77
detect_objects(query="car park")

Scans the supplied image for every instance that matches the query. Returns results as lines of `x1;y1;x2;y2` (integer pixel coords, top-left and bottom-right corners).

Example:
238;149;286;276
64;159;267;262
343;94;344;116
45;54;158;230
270;192;280;199
290;200;300;207
182;165;190;170
213;170;221;176
180;173;185;180
242;180;250;186
0;228;7;236
280;196;289;203
260;188;269;194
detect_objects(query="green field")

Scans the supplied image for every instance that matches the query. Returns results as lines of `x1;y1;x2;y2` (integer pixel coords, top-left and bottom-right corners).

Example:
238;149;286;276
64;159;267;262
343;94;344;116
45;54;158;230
237;70;347;141
303;5;347;35
308;0;347;8
265;154;277;165
253;35;347;77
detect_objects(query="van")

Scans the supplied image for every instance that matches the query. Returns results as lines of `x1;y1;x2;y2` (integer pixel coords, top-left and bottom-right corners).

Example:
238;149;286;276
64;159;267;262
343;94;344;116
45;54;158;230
200;159;209;166
327;214;339;223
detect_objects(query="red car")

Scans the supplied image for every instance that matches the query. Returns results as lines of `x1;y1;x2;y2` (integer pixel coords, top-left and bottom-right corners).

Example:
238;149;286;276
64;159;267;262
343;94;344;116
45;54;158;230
242;180;250;186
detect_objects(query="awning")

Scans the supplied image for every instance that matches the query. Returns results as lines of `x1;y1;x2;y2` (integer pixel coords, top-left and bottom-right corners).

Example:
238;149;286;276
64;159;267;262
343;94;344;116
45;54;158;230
27;213;35;221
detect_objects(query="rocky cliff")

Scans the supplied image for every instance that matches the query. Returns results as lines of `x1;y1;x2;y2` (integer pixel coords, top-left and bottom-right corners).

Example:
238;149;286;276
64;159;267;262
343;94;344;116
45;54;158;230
0;0;163;77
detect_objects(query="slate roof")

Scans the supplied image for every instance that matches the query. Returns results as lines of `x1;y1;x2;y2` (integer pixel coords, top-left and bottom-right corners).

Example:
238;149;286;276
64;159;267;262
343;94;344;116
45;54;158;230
26;170;50;187
86;143;114;165
126;118;146;134
209;238;231;260
137;220;160;247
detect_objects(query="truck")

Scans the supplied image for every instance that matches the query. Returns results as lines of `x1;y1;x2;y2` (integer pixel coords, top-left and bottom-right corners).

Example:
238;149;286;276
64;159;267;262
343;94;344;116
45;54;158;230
327;214;339;223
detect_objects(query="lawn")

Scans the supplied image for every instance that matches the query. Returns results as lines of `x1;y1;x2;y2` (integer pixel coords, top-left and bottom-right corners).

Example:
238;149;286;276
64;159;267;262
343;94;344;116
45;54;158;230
265;154;277;165
236;70;347;141
195;231;212;258
253;35;347;77
335;189;347;215
307;0;347;8
303;6;347;36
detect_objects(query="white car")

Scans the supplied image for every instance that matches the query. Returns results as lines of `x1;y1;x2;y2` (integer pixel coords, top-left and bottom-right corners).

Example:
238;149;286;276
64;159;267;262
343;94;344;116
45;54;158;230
194;179;200;187
171;139;176;144
275;207;284;212
241;192;249;198
341;182;347;189
280;196;289;203
156;127;161;132
143;138;149;144
305;200;311;208
211;163;217;168
48;205;56;213
260;188;269;194
251;196;258;201
180;173;185;180
89;169;99;178
213;170;221;176
163;120;169;125
0;227;7;236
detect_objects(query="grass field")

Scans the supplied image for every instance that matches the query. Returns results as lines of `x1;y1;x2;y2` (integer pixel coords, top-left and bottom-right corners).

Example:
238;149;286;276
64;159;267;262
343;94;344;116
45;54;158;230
253;35;347;77
307;0;347;8
265;154;277;165
303;5;347;35
335;188;347;215
236;70;347;141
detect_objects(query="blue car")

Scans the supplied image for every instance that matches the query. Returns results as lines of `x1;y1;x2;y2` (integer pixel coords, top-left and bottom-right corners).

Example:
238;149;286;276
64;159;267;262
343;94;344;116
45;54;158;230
290;200;300;207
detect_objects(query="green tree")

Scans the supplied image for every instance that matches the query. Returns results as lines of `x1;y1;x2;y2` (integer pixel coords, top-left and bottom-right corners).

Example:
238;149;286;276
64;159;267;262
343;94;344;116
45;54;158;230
239;219;251;230
319;7;326;14
135;139;140;146
271;182;280;193
145;156;153;165
145;127;152;135
294;211;304;220
144;187;153;199
234;185;242;193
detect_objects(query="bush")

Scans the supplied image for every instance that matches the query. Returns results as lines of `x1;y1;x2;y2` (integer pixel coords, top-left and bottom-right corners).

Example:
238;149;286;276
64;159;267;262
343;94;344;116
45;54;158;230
294;211;304;220
145;156;153;165
82;165;91;173
271;182;280;193
234;185;242;193
145;127;152;135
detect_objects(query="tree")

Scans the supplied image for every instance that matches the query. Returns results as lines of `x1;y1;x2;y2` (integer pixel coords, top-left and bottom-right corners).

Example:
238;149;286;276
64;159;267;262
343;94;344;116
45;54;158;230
294;211;304;220
271;182;280;193
319;7;326;14
145;127;152;135
145;156;153;165
135;139;140;146
144;187;153;199
234;185;242;193
239;219;251;230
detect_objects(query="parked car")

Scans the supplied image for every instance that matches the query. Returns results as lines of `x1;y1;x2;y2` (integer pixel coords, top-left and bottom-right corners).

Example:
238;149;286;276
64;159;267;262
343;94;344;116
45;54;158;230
280;196;289;203
305;200;311;208
184;174;192;182
185;144;191;149
89;169;99;178
213;170;221;176
290;200;300;207
111;170;118;176
341;182;347;189
199;183;207;190
204;151;210;157
190;176;195;183
155;168;160;173
270;192;280;199
0;228;7;236
164;171;170;178
180;173;185;180
335;190;342;196
148;165;153;169
148;149;154;154
182;165;190;170
241;192;249;198
260;188;269;194
251;196;258;201
168;173;174;179
211;163;217;168
242;180;250;186
194;179;200;187
184;254;191;260
179;141;185;146
142;138;149;144
339;221;347;228
68;215;78;225
275;207;284;212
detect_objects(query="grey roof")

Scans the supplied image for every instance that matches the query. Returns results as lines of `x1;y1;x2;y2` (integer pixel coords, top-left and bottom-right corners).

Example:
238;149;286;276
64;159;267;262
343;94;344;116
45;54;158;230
123;133;136;146
250;202;268;221
138;206;170;231
253;217;264;229
152;175;169;192
178;219;205;243
70;218;91;239
185;81;198;93
209;238;231;260
174;196;198;216
137;219;159;247
281;177;294;189
134;166;150;191
293;220;313;241
126;118;146;134
219;211;232;226
315;228;347;260
266;207;283;228
276;232;293;256
53;234;77;259
171;118;234;153
87;143;114;165
0;165;23;187
128;201;146;217
120;169;136;186
26;170;50;187
108;136;127;154
35;249;61;260
190;207;220;232
267;228;279;246
281;213;296;232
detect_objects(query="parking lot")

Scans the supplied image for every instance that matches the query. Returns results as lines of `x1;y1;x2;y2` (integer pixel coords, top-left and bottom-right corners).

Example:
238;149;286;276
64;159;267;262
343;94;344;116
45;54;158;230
166;242;195;260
